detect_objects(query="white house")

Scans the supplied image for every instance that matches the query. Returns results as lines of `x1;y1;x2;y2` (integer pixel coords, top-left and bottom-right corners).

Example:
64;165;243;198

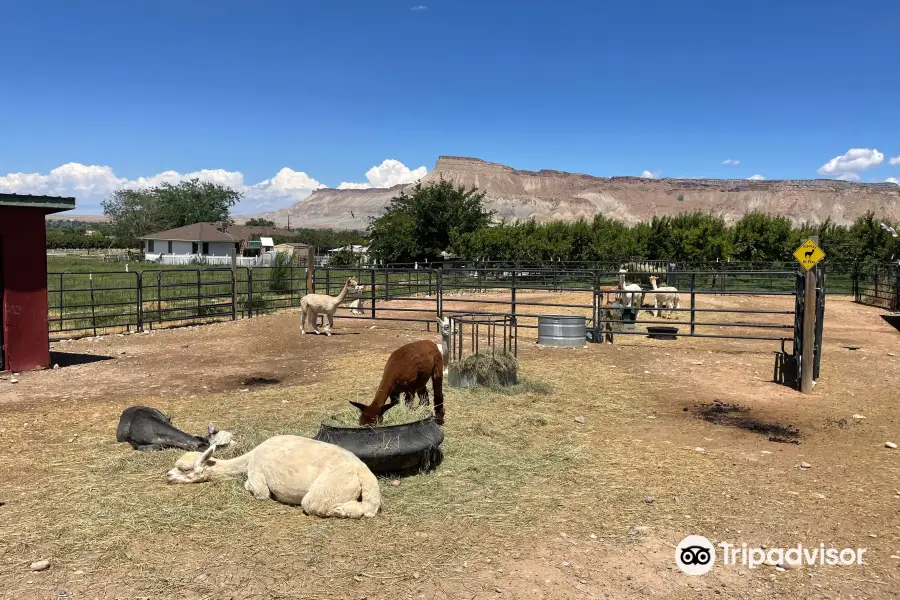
140;222;296;266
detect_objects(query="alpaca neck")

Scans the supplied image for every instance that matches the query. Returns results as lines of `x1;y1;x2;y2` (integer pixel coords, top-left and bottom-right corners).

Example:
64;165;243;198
650;279;659;290
206;452;252;479
335;282;351;304
618;273;626;288
440;336;450;364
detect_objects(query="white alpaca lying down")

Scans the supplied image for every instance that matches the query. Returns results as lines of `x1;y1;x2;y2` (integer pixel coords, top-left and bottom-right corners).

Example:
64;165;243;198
166;435;381;519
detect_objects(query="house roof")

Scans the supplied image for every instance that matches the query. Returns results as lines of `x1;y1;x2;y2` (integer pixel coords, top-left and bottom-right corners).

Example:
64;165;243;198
0;193;76;214
139;222;296;242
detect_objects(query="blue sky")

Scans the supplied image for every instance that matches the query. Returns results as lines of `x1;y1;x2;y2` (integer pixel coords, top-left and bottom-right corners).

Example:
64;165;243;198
1;0;898;214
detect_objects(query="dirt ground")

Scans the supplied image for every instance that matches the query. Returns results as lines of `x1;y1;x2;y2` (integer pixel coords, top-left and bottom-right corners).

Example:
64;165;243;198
0;294;898;599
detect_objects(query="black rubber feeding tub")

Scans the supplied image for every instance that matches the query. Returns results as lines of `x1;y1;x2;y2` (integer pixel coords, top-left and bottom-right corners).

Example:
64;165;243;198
313;416;444;476
646;326;679;340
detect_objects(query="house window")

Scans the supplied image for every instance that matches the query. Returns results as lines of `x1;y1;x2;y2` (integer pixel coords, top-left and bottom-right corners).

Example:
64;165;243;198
192;242;199;254
148;240;154;252
167;241;172;253
202;242;209;255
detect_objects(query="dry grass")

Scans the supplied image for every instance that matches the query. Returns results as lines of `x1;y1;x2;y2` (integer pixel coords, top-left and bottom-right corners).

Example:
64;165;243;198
0;350;731;598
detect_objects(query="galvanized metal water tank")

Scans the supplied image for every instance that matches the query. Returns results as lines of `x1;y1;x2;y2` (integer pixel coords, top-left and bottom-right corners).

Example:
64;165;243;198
537;314;586;347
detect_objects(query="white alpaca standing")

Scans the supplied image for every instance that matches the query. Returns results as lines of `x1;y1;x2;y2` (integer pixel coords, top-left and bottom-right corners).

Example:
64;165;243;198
166;435;381;519
348;299;363;315
300;277;358;336
436;316;454;376
617;269;644;309
648;275;680;318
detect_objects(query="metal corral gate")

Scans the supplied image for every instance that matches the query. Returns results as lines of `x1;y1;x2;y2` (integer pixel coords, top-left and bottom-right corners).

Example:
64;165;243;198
854;262;899;312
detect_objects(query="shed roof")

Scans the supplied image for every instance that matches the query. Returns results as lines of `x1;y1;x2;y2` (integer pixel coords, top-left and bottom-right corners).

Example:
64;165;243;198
0;193;76;214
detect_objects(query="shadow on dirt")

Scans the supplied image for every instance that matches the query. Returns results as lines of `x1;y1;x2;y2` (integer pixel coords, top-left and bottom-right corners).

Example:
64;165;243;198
240;375;281;388
689;400;801;444
882;314;900;333
50;351;115;368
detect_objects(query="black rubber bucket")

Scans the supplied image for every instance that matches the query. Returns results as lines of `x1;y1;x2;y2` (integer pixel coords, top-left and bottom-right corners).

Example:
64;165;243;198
647;326;679;340
313;416;444;476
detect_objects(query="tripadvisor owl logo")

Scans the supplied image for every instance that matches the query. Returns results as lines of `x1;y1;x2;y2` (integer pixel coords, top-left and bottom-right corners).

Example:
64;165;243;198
676;535;716;576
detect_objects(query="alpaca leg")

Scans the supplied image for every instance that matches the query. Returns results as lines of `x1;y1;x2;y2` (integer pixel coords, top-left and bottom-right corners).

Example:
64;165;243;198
418;387;429;406
325;312;334;336
311;310;321;334
300;303;308;334
403;391;415;408
432;367;445;425
301;468;363;518
244;469;271;501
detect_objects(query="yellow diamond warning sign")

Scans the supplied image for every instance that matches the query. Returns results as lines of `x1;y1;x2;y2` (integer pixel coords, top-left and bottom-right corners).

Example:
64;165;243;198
793;239;825;271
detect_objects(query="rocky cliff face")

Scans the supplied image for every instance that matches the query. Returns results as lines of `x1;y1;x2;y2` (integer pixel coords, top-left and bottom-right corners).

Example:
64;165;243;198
253;156;900;229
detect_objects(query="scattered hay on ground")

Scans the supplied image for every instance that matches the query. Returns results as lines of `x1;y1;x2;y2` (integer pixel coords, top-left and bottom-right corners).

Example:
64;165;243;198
322;403;434;428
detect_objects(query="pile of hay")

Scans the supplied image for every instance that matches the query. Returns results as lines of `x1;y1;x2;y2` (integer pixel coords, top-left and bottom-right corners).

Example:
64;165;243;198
322;403;434;428
454;349;518;386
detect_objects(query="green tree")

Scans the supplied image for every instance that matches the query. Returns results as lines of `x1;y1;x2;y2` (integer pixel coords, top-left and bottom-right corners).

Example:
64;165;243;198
245;218;276;226
731;212;794;262
369;179;494;262
102;179;241;248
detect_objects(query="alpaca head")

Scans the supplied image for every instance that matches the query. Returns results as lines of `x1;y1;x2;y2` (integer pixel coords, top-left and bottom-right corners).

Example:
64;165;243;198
349;399;399;426
436;317;454;340
166;443;218;484
346;277;358;288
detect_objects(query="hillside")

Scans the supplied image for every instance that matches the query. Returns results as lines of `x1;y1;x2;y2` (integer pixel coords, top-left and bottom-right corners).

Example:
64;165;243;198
252;156;900;229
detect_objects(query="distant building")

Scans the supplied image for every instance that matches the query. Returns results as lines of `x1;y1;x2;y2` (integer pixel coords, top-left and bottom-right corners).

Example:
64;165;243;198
139;222;295;265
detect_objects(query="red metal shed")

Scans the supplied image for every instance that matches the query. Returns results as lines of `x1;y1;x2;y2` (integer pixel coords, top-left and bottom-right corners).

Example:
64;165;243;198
1;193;76;372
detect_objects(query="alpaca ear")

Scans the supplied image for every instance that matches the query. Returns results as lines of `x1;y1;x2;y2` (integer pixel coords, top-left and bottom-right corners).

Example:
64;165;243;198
378;399;399;416
194;443;217;470
349;401;368;413
208;423;216;435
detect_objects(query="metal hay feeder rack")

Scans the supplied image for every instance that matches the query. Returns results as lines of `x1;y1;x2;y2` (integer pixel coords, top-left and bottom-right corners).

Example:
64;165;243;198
447;313;518;362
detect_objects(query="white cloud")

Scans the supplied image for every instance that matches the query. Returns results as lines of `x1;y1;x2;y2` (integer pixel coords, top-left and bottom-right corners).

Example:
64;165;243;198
0;162;325;213
817;148;884;180
836;173;861;182
640;170;661;179
722;159;740;165
890;156;900;166
747;174;766;180
0;158;429;213
410;5;428;11
886;177;900;185
338;159;427;190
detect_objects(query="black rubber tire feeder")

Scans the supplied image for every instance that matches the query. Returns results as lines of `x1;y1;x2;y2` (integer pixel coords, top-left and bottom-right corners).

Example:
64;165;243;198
313;416;444;476
647;326;679;340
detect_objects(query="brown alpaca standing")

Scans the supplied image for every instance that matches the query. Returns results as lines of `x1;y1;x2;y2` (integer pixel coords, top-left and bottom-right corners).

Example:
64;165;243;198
350;340;445;426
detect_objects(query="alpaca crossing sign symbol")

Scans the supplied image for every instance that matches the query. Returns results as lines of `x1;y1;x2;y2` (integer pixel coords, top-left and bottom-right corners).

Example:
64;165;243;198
793;239;825;271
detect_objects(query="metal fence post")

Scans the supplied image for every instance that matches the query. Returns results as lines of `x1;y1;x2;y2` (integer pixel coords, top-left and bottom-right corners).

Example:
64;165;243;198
511;268;517;326
157;271;162;326
248;268;254;318
136;272;143;332
852;261;859;301
370;268;376;319
814;268;825;380
196;270;202;318
58;273;64;332
326;268;331;295
89;273;97;337
436;268;442;318
690;273;696;336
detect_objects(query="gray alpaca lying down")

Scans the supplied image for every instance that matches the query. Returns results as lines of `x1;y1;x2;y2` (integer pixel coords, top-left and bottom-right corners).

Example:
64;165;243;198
116;405;233;451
